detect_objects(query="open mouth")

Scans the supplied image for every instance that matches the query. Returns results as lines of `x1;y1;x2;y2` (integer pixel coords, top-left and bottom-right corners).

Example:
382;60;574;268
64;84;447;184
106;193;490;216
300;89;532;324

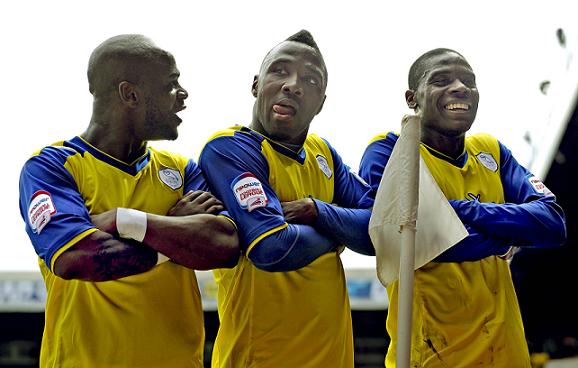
445;103;470;111
175;104;187;113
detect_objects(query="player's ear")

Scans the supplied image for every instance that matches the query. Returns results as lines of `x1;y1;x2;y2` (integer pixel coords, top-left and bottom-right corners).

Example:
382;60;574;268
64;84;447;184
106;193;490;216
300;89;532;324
251;75;259;97
315;95;326;115
118;81;139;107
405;89;418;110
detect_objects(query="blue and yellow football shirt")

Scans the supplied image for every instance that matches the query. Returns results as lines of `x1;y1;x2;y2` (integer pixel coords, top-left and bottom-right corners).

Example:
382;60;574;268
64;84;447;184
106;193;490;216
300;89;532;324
19;136;207;368
359;132;564;367
199;126;370;368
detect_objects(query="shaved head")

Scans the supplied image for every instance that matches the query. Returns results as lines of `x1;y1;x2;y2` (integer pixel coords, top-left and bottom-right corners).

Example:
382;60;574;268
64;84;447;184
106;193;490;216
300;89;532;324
87;34;173;96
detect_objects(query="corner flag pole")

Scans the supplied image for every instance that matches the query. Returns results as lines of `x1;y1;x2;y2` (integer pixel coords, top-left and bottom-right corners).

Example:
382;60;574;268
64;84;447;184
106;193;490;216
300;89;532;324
396;115;420;368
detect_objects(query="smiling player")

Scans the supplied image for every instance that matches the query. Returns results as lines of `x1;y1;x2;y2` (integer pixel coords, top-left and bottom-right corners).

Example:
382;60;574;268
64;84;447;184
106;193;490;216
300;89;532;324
359;48;566;367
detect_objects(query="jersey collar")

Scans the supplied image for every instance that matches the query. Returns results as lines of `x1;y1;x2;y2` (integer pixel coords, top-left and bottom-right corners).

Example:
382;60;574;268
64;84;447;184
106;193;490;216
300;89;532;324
67;136;151;176
241;126;307;164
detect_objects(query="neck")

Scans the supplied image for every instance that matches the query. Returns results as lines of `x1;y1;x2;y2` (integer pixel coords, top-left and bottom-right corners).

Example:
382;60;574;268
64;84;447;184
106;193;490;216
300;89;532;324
82;115;146;163
248;121;305;153
420;130;465;160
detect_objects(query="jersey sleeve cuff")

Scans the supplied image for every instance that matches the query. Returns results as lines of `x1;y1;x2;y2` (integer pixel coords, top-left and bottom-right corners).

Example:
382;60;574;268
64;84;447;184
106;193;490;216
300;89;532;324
49;228;98;271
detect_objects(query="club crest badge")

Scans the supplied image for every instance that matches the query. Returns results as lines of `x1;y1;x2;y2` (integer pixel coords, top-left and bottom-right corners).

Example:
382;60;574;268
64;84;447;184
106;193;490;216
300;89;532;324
231;172;268;212
158;168;183;190
316;155;332;179
476;152;498;172
28;190;57;234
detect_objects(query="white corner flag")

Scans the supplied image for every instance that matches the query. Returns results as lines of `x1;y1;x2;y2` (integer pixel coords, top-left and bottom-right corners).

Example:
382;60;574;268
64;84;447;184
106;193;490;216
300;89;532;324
368;115;468;368
368;115;468;288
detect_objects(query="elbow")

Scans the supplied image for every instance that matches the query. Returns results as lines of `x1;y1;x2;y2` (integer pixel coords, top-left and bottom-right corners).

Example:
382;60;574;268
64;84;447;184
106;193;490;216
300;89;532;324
533;222;567;248
208;217;241;269
214;238;241;269
552;223;567;247
542;209;567;248
247;239;294;272
53;263;77;280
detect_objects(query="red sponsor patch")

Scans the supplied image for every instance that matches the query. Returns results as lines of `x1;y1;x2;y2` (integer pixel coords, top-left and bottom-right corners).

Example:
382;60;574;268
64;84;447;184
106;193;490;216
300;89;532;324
28;190;57;234
231;173;268;212
529;176;554;197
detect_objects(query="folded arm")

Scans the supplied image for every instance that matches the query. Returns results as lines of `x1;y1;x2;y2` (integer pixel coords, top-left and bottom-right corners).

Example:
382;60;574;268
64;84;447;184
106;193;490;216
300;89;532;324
433;223;512;262
55;193;239;281
449;197;565;248
199;132;336;272
248;223;338;272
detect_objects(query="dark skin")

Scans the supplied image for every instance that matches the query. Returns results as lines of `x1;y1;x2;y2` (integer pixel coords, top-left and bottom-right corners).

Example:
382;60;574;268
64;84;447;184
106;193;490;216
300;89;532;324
405;51;480;159
54;36;239;281
250;40;327;223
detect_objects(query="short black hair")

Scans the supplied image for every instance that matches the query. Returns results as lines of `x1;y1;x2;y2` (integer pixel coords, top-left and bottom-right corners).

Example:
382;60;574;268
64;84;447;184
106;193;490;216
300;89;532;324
285;29;321;54
408;48;467;90
87;34;171;96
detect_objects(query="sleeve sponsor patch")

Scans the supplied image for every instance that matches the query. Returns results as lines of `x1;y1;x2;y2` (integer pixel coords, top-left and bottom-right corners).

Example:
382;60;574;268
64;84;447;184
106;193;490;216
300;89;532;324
528;176;554;196
28;190;57;234
231;172;268;212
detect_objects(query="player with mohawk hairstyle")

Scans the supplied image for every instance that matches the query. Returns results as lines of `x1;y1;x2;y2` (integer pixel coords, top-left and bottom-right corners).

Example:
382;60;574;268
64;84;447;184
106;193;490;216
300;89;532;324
199;29;374;367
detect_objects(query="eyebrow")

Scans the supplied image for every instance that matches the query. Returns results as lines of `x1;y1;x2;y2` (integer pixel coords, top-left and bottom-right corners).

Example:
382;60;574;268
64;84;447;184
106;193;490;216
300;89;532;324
304;63;324;76
428;68;475;79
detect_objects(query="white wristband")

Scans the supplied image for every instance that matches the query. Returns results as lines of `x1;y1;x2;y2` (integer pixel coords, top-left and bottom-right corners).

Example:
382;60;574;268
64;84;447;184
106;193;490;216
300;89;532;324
116;208;147;242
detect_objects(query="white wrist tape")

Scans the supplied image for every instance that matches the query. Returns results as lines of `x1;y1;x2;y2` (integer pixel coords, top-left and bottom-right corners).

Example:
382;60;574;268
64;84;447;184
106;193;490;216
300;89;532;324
116;208;147;242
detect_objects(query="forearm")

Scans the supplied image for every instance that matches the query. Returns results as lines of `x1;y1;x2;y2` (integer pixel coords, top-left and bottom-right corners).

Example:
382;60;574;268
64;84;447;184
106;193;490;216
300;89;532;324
433;224;512;262
450;198;566;247
144;214;240;270
313;200;375;256
249;223;338;272
53;231;157;281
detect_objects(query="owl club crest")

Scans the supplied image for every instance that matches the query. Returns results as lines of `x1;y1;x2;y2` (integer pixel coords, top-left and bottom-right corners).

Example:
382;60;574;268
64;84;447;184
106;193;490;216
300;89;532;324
476;152;498;172
316;155;332;179
158;168;183;190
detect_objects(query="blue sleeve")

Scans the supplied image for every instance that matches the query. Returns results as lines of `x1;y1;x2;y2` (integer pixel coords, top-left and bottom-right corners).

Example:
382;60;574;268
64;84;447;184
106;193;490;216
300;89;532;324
358;133;399;198
305;140;374;255
449;142;566;248
325;138;374;208
249;223;339;272
358;133;515;262
18;147;95;270
313;201;374;256
198;132;337;270
183;159;211;192
434;224;512;262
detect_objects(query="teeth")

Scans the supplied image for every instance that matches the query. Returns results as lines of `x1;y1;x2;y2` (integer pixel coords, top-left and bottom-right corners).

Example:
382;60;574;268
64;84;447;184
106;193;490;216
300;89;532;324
445;103;469;111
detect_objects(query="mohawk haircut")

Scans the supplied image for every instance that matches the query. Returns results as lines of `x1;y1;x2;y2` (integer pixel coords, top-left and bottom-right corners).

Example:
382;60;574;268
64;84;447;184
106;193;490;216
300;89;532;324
258;29;328;86
408;48;467;90
285;29;321;54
